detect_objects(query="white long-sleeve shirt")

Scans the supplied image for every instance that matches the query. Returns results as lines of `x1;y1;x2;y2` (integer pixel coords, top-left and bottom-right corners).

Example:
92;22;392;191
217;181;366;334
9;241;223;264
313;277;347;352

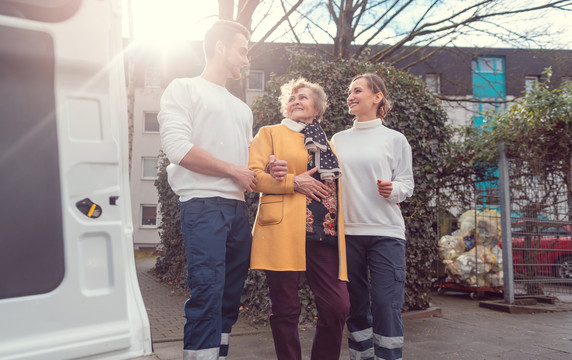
158;77;253;202
331;119;414;240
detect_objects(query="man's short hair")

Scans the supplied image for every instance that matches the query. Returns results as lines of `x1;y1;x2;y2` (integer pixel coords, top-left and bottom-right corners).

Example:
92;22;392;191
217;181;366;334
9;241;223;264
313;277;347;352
204;20;250;59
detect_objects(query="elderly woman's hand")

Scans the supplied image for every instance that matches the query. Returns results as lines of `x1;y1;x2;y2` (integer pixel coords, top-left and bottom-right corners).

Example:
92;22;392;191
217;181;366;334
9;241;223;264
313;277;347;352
266;155;288;181
294;168;330;202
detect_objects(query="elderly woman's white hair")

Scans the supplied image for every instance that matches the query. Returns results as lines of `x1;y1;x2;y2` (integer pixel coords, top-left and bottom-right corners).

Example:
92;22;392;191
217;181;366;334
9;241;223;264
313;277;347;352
279;78;328;122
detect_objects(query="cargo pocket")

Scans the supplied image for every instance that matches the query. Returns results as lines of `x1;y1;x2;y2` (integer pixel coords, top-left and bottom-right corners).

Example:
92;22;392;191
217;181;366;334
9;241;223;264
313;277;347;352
392;266;406;310
189;268;215;286
257;194;284;225
394;266;406;283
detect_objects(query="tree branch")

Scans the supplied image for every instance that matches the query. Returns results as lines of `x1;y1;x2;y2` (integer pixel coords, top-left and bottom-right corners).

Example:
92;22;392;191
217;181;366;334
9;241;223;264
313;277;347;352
249;0;304;52
368;0;572;62
237;0;261;31
281;0;301;43
354;0;409;39
354;0;414;58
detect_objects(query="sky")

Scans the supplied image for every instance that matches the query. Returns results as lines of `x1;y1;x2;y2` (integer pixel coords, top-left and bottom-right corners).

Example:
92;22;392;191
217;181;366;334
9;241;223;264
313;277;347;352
122;0;572;50
123;0;218;43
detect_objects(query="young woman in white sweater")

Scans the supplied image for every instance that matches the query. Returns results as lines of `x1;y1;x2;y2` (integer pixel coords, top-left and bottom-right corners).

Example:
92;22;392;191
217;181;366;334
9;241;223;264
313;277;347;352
331;73;414;360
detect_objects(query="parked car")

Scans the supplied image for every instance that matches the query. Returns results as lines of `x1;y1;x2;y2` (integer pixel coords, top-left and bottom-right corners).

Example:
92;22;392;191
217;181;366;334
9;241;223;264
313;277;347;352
510;222;572;279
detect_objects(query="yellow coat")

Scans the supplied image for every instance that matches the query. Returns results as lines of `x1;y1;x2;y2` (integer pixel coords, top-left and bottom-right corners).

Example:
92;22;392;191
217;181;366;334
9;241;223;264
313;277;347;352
248;124;348;281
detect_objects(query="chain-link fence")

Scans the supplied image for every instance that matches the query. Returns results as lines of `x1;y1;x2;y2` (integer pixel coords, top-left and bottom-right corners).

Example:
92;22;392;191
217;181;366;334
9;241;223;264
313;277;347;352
502;151;572;299
436;147;571;302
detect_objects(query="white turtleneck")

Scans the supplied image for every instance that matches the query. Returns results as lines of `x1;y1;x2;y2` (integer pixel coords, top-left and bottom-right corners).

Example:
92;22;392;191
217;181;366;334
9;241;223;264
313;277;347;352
331;118;414;239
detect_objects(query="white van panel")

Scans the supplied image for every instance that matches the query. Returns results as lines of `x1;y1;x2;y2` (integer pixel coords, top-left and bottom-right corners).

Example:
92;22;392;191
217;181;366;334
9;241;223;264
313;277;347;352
0;0;152;358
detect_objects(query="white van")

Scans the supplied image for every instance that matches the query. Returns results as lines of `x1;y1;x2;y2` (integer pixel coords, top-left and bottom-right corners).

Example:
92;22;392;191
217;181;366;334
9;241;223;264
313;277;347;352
0;0;152;358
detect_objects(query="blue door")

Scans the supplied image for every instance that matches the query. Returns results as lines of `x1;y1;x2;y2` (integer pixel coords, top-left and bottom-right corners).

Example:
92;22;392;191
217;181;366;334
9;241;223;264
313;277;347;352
472;56;506;205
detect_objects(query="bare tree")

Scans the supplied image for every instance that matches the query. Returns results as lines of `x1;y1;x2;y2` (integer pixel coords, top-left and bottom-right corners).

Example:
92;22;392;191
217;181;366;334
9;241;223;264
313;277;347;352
218;0;261;32
283;0;572;61
217;0;305;40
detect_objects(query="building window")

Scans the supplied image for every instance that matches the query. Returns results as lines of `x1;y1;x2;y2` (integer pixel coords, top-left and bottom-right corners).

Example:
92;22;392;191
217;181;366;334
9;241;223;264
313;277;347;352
142;157;159;179
145;67;161;88
472;56;504;73
471;56;506;109
524;76;539;94
248;70;264;91
144;111;159;132
425;74;440;94
141;205;157;227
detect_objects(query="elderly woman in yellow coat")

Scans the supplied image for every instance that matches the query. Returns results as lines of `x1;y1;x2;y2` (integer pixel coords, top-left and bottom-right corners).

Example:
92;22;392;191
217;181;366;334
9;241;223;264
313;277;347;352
248;78;349;360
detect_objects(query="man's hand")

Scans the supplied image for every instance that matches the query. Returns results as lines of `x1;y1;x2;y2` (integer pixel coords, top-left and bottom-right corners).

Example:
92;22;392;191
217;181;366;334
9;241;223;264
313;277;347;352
294;167;329;202
267;155;288;181
377;179;393;198
230;165;258;193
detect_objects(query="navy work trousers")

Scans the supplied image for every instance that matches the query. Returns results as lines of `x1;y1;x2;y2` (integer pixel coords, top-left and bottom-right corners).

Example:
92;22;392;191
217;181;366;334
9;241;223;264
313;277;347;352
179;197;252;360
346;236;406;360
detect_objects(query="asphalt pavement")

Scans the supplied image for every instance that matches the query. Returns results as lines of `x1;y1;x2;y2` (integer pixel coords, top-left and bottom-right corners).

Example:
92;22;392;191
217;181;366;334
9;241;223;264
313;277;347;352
133;256;572;360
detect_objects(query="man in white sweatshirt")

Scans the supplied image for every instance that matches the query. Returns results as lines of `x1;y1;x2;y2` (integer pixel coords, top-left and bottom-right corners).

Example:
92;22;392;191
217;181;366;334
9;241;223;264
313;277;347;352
158;20;257;360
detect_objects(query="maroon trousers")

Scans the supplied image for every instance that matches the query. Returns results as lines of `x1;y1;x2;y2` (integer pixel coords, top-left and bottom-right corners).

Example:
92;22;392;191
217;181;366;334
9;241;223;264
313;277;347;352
265;241;350;360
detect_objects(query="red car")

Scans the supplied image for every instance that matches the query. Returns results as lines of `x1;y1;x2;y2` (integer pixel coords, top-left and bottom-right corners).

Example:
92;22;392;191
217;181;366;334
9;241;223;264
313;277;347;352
509;223;572;279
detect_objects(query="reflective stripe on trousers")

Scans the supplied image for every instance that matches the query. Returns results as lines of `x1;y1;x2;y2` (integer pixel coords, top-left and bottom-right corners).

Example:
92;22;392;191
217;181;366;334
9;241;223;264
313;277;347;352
183;348;218;360
182;332;231;360
348;329;403;360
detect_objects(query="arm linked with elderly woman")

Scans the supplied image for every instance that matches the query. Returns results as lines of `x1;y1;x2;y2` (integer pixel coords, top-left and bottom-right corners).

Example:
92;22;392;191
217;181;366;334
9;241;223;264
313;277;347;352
247;78;349;360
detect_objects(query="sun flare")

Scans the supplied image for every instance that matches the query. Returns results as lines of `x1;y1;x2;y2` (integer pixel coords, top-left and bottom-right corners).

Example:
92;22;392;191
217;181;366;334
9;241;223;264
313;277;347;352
125;0;218;44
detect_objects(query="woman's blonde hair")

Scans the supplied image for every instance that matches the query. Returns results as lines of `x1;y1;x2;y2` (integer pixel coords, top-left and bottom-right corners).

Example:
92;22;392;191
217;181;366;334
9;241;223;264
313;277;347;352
279;78;328;122
349;73;392;120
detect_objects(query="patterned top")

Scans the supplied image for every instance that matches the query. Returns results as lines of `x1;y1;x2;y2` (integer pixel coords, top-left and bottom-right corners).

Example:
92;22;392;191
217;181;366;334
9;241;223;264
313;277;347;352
305;151;338;247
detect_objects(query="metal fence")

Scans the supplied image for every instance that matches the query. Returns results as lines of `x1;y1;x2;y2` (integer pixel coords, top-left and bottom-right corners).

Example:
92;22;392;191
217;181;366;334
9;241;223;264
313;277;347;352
499;144;572;300
436;146;572;302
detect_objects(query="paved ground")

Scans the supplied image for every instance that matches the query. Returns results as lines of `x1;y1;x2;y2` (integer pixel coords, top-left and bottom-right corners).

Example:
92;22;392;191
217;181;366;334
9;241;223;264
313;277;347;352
133;257;572;360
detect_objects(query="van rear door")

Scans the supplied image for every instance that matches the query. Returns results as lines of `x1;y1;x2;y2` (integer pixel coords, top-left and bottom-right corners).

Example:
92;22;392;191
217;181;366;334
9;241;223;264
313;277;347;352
0;0;152;358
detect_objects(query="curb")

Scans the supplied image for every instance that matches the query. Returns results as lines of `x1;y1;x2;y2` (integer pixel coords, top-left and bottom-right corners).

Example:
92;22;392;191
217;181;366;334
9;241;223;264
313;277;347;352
479;299;572;314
